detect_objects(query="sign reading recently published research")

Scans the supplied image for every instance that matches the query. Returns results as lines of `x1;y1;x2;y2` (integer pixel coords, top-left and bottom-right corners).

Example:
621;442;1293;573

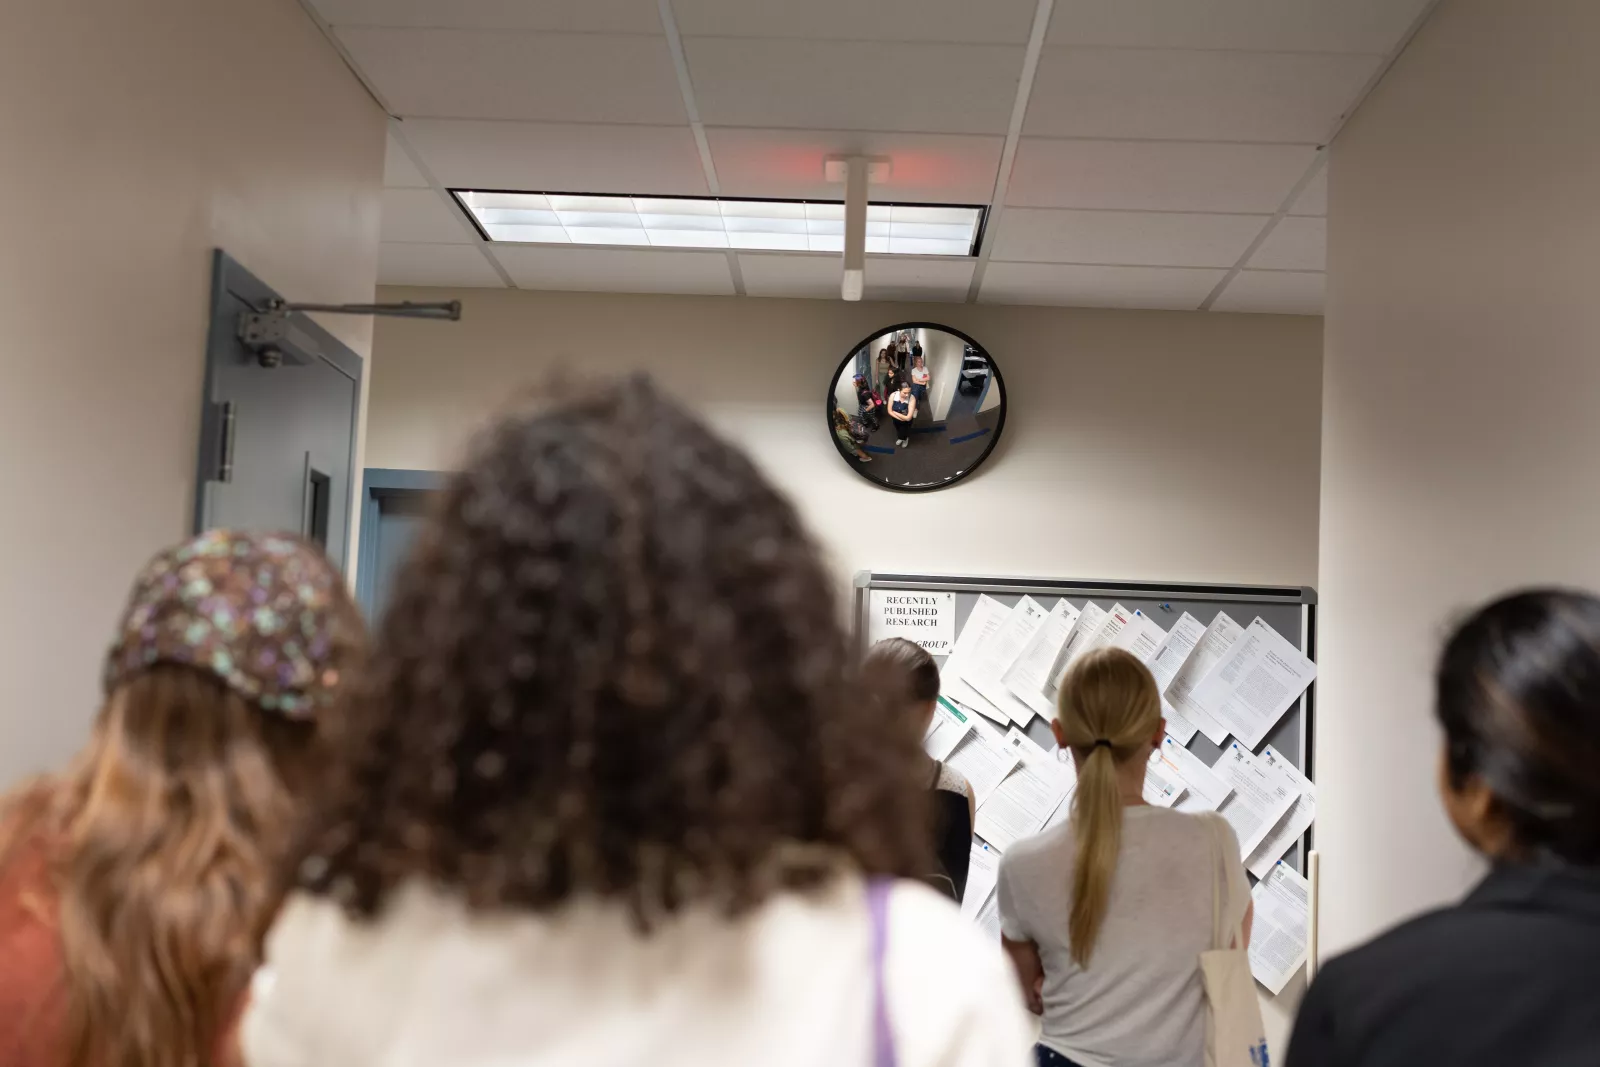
869;590;955;654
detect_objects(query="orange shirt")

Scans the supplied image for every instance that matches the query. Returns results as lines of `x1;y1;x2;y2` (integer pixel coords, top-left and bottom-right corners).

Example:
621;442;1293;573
0;834;67;1067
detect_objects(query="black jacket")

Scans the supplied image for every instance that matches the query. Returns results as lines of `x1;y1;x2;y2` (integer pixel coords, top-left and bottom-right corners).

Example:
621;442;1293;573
1286;861;1600;1067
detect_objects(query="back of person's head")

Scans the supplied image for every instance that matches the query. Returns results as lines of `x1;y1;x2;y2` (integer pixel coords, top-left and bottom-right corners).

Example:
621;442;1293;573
1436;589;1600;865
861;637;940;739
0;530;363;1067
1055;647;1161;966
298;377;930;926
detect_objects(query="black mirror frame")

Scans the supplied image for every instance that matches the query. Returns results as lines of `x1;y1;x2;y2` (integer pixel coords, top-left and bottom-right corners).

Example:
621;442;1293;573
825;320;1008;494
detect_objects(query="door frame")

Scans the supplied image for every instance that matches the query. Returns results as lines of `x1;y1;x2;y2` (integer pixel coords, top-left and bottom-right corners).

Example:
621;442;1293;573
195;250;365;564
354;467;450;617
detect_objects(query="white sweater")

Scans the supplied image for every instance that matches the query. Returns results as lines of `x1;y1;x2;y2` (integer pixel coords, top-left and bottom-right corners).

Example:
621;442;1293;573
243;875;1034;1067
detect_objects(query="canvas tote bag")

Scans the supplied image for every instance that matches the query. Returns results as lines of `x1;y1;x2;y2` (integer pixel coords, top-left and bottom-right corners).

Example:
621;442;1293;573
1200;814;1271;1067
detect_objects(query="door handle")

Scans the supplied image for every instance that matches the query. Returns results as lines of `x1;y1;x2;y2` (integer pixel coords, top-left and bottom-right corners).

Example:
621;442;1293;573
217;401;237;483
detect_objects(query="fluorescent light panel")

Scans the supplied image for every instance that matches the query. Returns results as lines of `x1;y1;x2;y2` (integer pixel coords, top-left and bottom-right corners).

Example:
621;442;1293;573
455;192;984;257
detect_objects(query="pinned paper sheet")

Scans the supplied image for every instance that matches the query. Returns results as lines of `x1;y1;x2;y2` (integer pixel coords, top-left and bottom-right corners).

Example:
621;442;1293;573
968;597;1052;727
923;696;974;762
1108;610;1169;663
962;841;1000;920
1147;612;1206;693
1003;598;1081;721
1250;861;1311;995
944;722;1021;807
1192;618;1317;751
974;728;1076;852
868;590;955;654
1246;745;1317;879
1143;758;1186;808
941;596;1014;726
1212;741;1297;859
1042;601;1109;707
1165;612;1244;746
1155;735;1234;813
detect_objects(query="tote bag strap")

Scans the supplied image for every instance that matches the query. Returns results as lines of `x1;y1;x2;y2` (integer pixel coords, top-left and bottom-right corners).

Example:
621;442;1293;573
1208;814;1242;952
866;877;898;1067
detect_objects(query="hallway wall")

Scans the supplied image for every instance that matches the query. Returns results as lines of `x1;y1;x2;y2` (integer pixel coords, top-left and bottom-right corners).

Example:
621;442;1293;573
366;289;1323;591
1317;0;1600;954
0;0;386;785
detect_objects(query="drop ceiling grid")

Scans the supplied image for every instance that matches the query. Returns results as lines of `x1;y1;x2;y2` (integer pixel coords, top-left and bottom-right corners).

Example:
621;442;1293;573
333;0;1439;307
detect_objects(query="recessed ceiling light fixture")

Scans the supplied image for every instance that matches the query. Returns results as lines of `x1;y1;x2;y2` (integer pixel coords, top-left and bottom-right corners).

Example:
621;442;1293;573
451;191;986;258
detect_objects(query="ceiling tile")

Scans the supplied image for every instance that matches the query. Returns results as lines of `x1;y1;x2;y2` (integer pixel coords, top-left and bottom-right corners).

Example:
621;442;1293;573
309;0;662;33
684;39;1024;134
336;29;686;124
737;254;837;299
1007;139;1316;212
378;243;506;287
384;132;430;188
402;120;710;195
706;129;1002;202
494;246;735;294
1290;165;1327;216
673;0;1037;43
1249;216;1326;271
1211;270;1324;315
989;208;1267;268
380;188;475;243
738;254;975;301
865;257;976;302
979;262;1224;309
1047;0;1435;54
1024;47;1379;142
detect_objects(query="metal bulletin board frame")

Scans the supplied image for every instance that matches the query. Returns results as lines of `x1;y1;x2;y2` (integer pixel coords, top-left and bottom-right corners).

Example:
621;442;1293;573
853;572;1318;874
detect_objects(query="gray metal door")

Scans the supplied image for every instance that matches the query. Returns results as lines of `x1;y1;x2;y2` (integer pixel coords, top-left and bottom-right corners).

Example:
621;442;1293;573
195;252;362;569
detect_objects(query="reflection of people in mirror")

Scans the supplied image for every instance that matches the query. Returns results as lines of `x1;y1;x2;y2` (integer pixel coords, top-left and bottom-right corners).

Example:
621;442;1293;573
833;407;872;462
877;347;898;398
888;382;917;448
910;355;931;410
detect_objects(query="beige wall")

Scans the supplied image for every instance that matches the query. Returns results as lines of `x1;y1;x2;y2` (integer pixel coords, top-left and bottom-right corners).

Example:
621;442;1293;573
367;288;1322;588
0;0;385;784
1317;0;1600;955
367;285;1323;1052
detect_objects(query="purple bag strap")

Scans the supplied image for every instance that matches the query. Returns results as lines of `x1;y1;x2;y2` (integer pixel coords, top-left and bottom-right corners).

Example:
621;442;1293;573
867;877;898;1067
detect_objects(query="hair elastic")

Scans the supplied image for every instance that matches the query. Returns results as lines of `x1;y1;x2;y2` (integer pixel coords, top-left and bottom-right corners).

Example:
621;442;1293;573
1092;738;1113;749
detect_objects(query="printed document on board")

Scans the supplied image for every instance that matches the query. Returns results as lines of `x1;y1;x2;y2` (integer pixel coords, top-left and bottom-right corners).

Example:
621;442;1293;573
1041;602;1109;708
923;696;974;762
1164;612;1244;746
1245;745;1317;878
1147;612;1207;693
1249;861;1311;995
941;595;1014;726
945;721;1022;807
1003;599;1081;721
962;841;1000;923
975;728;1076;852
1212;741;1297;859
1155;735;1234;813
968;597;1052;727
1192;618;1317;751
1109;610;1170;664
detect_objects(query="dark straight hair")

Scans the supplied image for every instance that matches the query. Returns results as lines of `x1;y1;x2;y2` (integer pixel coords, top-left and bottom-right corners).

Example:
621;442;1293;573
862;638;941;711
1436;588;1600;864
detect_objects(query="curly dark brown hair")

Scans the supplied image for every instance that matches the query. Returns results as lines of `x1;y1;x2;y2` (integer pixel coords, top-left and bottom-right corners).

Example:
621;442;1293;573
298;376;931;923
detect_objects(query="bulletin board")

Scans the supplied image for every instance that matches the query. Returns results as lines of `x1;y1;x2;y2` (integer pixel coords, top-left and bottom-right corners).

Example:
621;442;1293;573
853;572;1318;873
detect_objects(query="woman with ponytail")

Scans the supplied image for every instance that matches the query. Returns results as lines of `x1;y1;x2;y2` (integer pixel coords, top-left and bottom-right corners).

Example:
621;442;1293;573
996;647;1251;1067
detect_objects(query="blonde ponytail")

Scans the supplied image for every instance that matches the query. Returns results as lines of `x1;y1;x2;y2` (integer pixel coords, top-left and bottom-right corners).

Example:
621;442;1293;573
1056;647;1161;967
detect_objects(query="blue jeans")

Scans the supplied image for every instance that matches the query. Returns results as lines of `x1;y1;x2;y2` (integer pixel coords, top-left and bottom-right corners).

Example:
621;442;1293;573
911;383;928;407
1035;1047;1084;1067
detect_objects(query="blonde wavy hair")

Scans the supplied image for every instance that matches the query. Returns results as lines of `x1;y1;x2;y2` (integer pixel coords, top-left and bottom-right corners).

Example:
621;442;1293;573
1055;647;1161;967
0;666;327;1067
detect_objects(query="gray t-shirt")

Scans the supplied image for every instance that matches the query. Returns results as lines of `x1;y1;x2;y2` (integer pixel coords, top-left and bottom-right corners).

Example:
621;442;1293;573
997;808;1249;1067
